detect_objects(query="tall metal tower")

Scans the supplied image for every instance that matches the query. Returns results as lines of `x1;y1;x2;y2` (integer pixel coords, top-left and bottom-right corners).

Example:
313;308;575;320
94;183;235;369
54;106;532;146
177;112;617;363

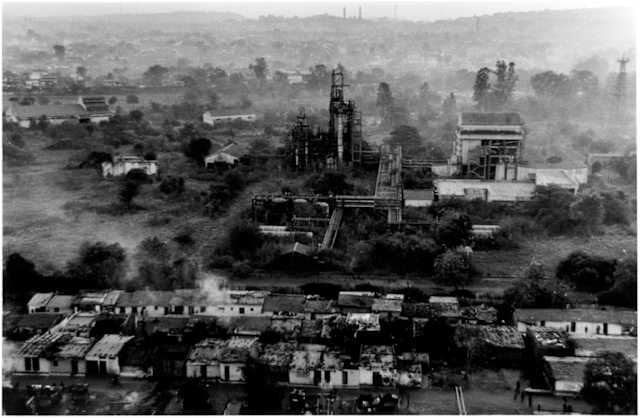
614;56;629;103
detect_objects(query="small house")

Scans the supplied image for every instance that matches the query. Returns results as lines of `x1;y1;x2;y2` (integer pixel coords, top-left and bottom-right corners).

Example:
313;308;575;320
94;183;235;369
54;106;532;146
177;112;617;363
50;336;94;376
204;141;249;169
186;336;259;382
12;332;66;375
257;341;297;381
27;293;54;313
429;296;460;322
403;189;434;207
318;350;359;388
44;295;75;314
453;325;525;368
337;291;376;314
289;344;325;385
196;290;267;316
263;294;306;316
372;294;404;318
542;356;590;396
102;156;158;178
5;104;87;128
85;334;135;376
303;298;338;319
202;111;257;127
514;308;637;337
358;345;397;387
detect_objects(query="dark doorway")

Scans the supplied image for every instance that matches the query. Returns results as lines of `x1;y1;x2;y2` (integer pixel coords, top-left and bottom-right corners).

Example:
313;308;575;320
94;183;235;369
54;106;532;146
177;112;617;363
603;323;608;335
200;365;207;378
87;361;98;375
99;361;107;375
224;365;230;381
373;372;382;386
314;370;321;385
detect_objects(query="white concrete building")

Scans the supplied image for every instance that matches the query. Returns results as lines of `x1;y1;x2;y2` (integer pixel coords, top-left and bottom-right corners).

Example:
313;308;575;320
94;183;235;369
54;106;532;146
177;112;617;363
101;156;158;178
515;308;637;337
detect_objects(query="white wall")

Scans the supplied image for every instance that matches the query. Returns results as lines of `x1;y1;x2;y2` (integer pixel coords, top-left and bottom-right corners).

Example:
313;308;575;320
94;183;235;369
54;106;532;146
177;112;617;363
435;179;535;202
518;321;624;337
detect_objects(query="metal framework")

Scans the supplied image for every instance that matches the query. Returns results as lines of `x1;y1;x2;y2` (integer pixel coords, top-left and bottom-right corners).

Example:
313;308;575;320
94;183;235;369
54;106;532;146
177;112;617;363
288;69;363;170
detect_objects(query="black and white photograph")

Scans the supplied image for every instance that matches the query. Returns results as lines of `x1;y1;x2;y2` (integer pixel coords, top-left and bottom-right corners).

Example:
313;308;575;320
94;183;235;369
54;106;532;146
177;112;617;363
1;0;637;414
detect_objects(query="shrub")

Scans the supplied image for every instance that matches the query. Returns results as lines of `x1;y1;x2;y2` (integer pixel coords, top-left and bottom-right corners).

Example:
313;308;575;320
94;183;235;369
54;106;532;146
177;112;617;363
232;261;253;278
434;211;472;248
434;250;473;289
503;280;570;308
159;176;185;195
602;193;630;225
556;251;616;292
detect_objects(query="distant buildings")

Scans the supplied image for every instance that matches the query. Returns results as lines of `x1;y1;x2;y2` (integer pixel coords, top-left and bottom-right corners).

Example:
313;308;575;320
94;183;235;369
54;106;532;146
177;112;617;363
101;156;158;177
514;308;637;337
5;96;113;128
202;111;257;127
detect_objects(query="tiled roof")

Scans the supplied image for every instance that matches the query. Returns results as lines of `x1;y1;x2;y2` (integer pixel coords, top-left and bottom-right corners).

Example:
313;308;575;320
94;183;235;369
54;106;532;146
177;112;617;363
455;325;524;349
85;334;134;359
10;104;87;119
338;292;375;309
45;295;75;310
304;299;337;314
16;332;68;357
28;293;54;308
573;336;637;360
515;308;637;326
258;342;297;367
55;336;94;359
6;313;64;331
263;294;306;314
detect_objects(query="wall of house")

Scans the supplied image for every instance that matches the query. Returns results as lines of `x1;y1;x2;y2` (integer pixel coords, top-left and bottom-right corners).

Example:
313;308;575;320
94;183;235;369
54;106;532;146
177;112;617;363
435;179;535;202
13;356;52;374
219;362;246;382
289;369;315;385
102;161;158;177
321;369;359;387
186;361;221;379
50;358;86;376
518;321;624;337
199;304;263;316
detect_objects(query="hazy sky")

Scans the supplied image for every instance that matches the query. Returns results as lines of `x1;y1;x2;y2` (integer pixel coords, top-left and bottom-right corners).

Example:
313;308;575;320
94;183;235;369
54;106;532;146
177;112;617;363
3;1;633;21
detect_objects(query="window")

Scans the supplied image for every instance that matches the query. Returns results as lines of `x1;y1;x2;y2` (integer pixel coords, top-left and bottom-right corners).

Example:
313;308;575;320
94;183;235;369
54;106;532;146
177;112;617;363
201;307;206;312
570;322;576;332
155;306;159;310
250;308;254;312
54;308;60;312
342;371;348;385
239;307;245;314
32;358;40;372
24;357;31;371
324;370;331;383
540;320;546;327
52;359;58;367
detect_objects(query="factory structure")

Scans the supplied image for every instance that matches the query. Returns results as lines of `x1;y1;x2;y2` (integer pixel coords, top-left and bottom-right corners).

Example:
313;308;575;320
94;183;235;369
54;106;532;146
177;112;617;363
288;69;367;170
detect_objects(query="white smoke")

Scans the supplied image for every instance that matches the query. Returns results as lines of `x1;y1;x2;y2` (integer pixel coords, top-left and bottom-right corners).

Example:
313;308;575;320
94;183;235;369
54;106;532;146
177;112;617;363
196;272;230;305
2;338;21;387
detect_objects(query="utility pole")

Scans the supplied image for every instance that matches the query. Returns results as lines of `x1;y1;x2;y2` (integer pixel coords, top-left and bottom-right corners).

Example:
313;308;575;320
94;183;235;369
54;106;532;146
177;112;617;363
613;56;630;125
343;7;346;19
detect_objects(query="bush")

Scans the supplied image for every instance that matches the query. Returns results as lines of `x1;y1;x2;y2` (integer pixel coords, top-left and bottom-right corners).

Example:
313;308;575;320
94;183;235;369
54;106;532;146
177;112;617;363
232;261;253;278
556;251;616;292
224;221;264;260
159;176;185;195
434;211;472;248
434;250;473;289
126;94;139;104
503;280;570;308
602;193;630;225
208;255;235;269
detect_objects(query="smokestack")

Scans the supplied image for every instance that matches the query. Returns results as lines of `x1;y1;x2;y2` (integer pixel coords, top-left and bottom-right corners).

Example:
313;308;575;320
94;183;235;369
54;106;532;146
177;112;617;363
359;5;362;20
343;7;346;19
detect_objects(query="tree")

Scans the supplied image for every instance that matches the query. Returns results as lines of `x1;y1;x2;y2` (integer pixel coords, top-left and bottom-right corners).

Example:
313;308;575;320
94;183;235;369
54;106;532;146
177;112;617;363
435;211;472;248
601;192;630;225
503;279;570;308
143;64;169;87
225;221;263;260
556;251;616;292
582;352;637;414
526;186;577;235
184;137;211;165
66;242;127;289
3;253;44;301
53;44;65;60
598;257;637;308
530;71;571;98
76;66;87;78
119;180;140;208
492;61;517;109
442;92;457;119
434;250;472;289
108;96;118;105
569;194;604;232
249;57;267;80
307;64;330;88
472;67;491;111
129;109;144;122
386;125;424;156
570;70;599;99
524;261;546;281
305;172;353;195
376;82;394;127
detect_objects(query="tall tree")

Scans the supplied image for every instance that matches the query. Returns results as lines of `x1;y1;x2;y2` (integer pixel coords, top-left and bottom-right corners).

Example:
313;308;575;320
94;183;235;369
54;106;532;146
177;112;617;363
472;67;491;111
53;44;65;60
376;82;394;127
249;57;268;80
582;352;637;414
143;64;169;87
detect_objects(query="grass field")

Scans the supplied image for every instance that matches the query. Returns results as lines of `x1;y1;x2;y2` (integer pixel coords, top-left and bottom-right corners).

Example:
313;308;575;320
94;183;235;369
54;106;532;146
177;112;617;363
2;131;283;275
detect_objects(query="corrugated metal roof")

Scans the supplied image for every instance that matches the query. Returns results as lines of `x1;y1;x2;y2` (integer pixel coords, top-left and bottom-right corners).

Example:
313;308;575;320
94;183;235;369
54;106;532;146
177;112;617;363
85;334;134;359
28;293;54;308
9;104;88;119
